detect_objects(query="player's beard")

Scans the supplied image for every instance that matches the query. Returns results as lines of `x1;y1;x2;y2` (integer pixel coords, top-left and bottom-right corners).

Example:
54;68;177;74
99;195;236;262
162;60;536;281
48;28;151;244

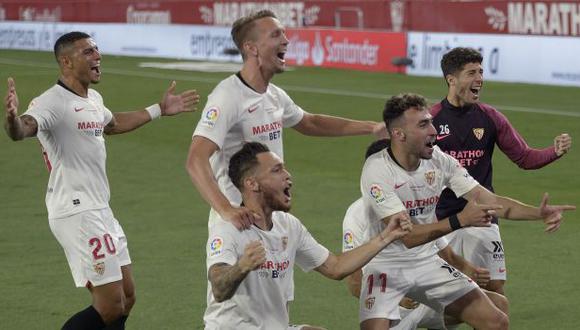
263;188;291;212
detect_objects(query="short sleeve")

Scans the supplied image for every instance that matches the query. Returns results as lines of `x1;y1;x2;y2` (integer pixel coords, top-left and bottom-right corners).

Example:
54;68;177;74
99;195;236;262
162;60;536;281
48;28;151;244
24;96;63;131
206;222;239;272
437;148;479;198
89;89;113;125
360;158;406;221
294;218;329;272
193;83;240;149
342;200;367;252
434;237;449;251
277;87;304;128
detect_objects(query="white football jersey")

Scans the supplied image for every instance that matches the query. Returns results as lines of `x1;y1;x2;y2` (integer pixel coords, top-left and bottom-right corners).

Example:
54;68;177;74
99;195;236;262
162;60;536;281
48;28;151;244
360;147;477;264
193;74;305;207
342;197;449;253
204;211;329;329
24;84;113;219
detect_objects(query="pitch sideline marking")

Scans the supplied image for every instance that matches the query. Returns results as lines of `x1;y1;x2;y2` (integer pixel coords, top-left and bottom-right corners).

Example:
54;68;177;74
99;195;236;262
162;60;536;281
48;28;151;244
1;57;579;118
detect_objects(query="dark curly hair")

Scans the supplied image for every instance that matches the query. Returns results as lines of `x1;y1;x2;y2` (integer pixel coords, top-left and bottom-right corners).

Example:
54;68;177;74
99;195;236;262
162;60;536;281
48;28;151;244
228;142;270;190
441;47;483;82
383;93;428;132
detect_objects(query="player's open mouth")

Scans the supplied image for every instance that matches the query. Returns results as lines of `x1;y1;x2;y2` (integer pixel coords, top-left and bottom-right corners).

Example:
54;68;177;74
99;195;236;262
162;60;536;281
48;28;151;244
277;51;286;63
470;87;481;96
283;182;292;200
91;65;101;74
426;138;436;148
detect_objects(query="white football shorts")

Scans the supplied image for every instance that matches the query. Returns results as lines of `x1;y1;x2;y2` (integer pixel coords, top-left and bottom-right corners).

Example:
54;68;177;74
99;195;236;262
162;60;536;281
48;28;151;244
446;224;506;280
49;207;131;287
359;255;478;323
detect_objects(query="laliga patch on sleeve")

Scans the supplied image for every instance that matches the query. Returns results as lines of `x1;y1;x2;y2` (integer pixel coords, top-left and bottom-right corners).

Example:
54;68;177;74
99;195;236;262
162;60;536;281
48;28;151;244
200;106;220;128
369;184;386;204
208;236;224;257
343;230;355;251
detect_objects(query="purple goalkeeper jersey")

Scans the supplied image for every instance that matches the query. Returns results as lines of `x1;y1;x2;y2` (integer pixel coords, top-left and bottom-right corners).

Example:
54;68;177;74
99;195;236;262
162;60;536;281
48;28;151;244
431;98;559;223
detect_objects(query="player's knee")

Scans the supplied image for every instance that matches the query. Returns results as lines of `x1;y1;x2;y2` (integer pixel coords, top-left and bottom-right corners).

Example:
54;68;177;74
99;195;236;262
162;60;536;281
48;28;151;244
492;293;509;316
493;312;509;330
481;310;509;330
124;289;136;313
95;296;125;324
486;280;505;295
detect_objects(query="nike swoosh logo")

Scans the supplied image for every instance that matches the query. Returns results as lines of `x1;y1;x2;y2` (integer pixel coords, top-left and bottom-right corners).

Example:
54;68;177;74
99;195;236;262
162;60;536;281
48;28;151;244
74;107;84;112
394;182;407;189
499;268;506;273
436;134;451;141
248;106;258;113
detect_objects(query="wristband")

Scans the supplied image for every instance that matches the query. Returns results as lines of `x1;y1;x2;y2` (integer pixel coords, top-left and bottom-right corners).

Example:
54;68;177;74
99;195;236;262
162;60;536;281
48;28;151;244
146;103;162;120
449;214;462;231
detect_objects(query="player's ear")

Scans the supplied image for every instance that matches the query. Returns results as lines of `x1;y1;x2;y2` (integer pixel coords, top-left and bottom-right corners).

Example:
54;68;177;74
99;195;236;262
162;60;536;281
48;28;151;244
446;74;456;87
244;176;260;193
244;40;258;57
392;127;405;141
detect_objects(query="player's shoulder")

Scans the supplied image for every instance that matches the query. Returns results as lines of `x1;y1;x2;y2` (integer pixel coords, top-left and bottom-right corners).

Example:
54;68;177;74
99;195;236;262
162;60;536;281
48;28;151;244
29;84;67;109
267;82;291;100
210;74;241;96
475;102;502;117
87;88;103;99
431;145;452;162
428;146;457;168
343;198;365;227
429;101;444;117
362;149;395;176
208;219;240;238
35;84;63;100
273;211;303;227
345;198;365;215
475;102;509;126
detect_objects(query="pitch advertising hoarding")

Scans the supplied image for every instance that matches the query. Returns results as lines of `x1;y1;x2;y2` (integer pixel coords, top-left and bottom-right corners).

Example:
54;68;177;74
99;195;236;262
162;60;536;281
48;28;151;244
407;31;580;86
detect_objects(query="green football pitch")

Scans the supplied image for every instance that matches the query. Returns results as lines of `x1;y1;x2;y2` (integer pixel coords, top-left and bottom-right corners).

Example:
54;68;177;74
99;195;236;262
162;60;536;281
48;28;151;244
1;49;579;329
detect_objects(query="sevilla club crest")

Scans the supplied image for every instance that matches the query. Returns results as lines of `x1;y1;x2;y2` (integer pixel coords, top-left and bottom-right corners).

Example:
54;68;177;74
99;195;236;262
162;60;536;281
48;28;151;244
473;128;484;140
93;262;105;275
365;296;376;310
424;170;436;186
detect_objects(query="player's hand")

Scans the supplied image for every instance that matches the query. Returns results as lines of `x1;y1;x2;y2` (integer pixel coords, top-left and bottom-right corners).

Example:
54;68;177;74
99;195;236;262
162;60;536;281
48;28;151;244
554;133;572;156
465;266;490;288
459;191;502;227
372;121;389;139
399;297;419;309
238;240;266;273
5;77;19;120
381;212;413;243
159;81;201;116
538;193;576;233
221;205;261;230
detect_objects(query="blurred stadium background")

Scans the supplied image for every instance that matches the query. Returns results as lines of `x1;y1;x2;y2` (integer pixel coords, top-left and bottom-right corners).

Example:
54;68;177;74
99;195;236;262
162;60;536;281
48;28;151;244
1;0;579;329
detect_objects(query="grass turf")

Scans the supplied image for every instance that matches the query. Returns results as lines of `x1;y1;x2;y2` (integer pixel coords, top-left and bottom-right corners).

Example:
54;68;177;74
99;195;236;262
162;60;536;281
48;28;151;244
1;49;579;329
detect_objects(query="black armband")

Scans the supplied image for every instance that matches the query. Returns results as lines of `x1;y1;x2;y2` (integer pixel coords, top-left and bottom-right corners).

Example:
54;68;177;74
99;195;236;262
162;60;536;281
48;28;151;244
449;214;462;231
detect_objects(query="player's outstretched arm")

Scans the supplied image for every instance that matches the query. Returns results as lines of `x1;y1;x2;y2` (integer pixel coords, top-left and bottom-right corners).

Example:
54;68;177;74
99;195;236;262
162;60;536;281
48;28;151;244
315;216;411;280
4;77;38;140
399;193;501;249
208;241;265;302
463;186;576;232
186;136;259;229
293;112;387;139
104;81;199;135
